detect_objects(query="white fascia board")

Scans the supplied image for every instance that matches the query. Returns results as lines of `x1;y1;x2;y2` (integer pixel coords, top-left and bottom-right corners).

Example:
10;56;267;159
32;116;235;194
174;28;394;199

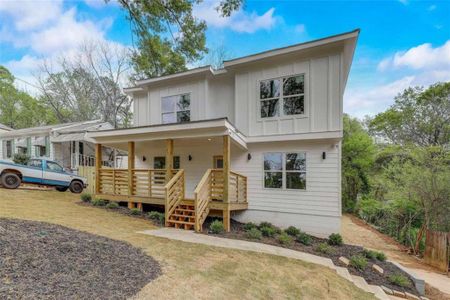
134;66;213;87
246;131;343;143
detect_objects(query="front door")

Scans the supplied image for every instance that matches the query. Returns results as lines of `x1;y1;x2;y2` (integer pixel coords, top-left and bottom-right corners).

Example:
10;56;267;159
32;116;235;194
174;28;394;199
213;155;223;169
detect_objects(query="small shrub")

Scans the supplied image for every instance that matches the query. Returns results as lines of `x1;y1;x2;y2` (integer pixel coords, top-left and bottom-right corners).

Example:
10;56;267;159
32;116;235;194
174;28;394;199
315;242;335;255
363;249;378;259
278;232;293;246
130;208;141;215
259;221;273;229
92;198;106;206
245;228;262;240
296;231;312;246
328;233;343;246
13;153;30;165
350;255;368;270
210;220;225;234
243;222;258;231
106;202;119;209
388;273;411;287
148;211;165;225
80;193;92;203
260;226;277;237
285;226;300;237
376;251;387;261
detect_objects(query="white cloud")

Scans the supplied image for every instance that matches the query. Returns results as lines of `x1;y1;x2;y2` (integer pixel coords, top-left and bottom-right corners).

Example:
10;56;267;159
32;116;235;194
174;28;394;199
194;1;277;33
377;40;450;71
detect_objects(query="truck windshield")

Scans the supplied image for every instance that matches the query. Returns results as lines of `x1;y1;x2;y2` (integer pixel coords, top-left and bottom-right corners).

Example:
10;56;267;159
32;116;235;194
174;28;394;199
46;161;64;172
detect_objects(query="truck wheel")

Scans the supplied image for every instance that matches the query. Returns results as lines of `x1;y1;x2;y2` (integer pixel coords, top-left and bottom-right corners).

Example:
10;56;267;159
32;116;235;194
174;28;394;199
1;173;21;189
69;181;83;194
56;186;69;192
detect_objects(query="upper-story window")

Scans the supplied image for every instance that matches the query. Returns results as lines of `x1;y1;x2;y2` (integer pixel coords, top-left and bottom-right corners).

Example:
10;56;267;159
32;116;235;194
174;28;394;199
259;74;305;118
161;94;191;124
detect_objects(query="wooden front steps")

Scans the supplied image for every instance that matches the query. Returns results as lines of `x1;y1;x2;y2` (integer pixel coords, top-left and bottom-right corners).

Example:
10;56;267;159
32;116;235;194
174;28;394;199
167;204;196;230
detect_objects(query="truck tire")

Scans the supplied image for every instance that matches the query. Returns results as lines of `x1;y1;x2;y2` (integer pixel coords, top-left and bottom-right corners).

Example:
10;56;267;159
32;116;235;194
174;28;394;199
56;186;69;192
69;181;83;194
1;172;21;189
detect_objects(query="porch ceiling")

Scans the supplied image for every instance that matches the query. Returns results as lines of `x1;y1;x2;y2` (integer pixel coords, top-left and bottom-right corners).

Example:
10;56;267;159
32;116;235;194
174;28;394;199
86;118;247;151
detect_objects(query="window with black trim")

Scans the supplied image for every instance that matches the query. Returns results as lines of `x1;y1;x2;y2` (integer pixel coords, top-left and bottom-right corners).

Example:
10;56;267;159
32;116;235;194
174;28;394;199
153;156;180;169
260;74;305;118
264;152;306;189
161;94;190;124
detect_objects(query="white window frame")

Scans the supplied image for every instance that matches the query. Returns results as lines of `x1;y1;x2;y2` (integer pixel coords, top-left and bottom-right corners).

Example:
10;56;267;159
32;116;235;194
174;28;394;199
161;93;191;124
263;152;307;190
258;73;306;120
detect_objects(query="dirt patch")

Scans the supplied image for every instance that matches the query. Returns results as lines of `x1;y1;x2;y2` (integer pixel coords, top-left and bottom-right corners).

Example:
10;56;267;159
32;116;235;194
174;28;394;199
202;217;420;296
0;218;161;299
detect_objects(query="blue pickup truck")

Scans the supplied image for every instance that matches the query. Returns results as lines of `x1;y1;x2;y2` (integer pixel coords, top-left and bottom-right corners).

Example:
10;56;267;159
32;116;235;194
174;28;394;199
0;159;87;193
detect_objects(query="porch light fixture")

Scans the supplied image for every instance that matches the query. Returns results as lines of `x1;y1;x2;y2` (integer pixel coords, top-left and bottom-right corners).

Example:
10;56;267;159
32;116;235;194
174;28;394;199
143;156;147;162
188;155;192;161
247;153;252;160
322;152;326;160
207;138;212;141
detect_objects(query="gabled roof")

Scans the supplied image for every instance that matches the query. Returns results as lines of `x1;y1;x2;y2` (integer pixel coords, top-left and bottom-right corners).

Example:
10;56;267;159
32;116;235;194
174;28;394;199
0;123;13;131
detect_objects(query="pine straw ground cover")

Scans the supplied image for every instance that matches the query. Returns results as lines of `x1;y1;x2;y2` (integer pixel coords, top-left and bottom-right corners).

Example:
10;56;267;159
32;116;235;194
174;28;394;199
0;218;161;299
0;189;376;300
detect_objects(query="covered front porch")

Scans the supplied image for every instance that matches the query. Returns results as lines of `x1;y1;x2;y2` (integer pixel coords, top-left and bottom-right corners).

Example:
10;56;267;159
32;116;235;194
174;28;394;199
89;119;248;231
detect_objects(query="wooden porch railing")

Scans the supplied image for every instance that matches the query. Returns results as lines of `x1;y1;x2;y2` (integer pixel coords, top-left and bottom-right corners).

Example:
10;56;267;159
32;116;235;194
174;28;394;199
164;169;185;226
229;171;248;203
97;169;129;195
194;169;212;231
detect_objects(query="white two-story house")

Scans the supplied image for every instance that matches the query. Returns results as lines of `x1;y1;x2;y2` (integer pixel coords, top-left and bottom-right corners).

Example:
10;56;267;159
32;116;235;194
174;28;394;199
87;30;359;236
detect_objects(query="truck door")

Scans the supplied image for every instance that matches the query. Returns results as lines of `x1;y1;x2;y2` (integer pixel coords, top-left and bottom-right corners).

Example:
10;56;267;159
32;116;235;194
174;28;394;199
43;160;71;187
25;159;44;184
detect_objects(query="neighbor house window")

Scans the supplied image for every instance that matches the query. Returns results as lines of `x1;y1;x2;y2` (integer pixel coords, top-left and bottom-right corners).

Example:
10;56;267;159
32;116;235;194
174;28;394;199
260;74;304;118
153;156;180;169
161;94;190;124
264;152;306;189
35;146;46;157
3;140;13;159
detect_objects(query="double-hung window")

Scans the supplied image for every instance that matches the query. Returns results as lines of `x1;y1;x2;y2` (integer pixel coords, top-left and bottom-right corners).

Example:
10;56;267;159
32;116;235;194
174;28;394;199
264;152;306;190
153;156;180;169
259;74;305;118
161;94;190;124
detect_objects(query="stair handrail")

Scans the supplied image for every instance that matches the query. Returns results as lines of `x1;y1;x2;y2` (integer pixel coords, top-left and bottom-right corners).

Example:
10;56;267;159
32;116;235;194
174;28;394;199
164;169;185;226
194;169;212;232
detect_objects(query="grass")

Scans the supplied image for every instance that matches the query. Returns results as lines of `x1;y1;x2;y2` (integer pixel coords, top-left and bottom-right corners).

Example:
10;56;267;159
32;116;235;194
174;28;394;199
0;188;376;300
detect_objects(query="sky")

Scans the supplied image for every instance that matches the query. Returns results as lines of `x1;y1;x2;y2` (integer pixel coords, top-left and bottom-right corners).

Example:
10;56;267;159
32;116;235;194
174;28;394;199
0;0;449;118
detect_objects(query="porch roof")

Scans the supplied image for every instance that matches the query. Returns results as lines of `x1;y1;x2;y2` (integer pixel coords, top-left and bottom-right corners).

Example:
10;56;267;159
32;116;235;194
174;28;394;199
86;118;247;150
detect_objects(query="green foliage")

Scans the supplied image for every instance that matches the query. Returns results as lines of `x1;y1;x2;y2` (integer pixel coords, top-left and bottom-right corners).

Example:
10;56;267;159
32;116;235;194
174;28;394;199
296;232;312;246
92;199;106;206
342;114;375;212
106;202;119;209
243;222;258;231
80;193;92;203
388;273;411;287
260;226;277;237
376;252;387;261
285;226;300;237
148;211;165;225
12;153;30;165
350;255;368;270
315;242;335;255
259;221;274;229
328;233;343;246
210;220;225;234
130;208;141;215
277;232;293;246
362;249;377;260
356;197;383;224
245;228;262;240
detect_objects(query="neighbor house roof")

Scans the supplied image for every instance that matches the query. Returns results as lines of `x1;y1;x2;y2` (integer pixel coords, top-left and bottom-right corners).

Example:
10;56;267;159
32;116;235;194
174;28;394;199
0;123;13;131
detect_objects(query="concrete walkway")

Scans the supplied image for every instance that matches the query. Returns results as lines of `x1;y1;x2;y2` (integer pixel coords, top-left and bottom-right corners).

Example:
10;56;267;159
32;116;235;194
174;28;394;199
139;228;335;268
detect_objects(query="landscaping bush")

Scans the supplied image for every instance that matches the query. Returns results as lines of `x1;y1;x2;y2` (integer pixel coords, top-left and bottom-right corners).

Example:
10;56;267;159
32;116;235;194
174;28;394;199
130;208;141;215
80;193;92;203
148;211;165;225
277;232;293;246
106;202;119;209
285;226;300;237
259;221;274;229
376;251;387;261
388;273;411;287
315;242;335;255
260;226;277;237
210;220;225;234
92;199;106;206
350;255;368;270
296;231;312;245
327;233;343;246
362;249;377;259
243;222;258;231
13;153;30;165
245;227;262;240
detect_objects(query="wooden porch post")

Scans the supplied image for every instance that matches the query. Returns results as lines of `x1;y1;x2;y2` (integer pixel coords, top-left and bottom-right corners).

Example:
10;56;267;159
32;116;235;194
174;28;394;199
166;139;174;182
223;135;231;232
128;141;135;208
95;143;102;194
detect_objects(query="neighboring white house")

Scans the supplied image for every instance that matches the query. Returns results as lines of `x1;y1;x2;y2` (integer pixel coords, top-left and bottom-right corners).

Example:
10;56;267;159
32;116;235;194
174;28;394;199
0;120;119;170
0;123;12;133
87;29;359;236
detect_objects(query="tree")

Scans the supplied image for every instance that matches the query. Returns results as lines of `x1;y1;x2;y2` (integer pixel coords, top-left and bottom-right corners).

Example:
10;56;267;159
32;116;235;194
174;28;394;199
0;66;56;129
369;82;450;146
36;41;133;128
342;114;375;212
112;0;243;79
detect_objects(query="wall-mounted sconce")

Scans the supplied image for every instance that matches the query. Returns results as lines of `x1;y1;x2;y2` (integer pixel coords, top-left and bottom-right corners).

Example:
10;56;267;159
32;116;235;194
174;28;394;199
188;155;192;161
322;152;326;160
142;156;147;162
247;153;252;160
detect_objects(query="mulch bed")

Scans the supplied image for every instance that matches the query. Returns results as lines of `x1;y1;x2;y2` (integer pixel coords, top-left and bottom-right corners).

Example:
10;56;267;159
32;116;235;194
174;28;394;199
202;217;420;296
0;218;161;299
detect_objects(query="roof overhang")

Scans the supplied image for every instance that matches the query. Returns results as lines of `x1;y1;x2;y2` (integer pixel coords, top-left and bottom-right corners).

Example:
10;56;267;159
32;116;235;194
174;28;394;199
87;118;247;150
